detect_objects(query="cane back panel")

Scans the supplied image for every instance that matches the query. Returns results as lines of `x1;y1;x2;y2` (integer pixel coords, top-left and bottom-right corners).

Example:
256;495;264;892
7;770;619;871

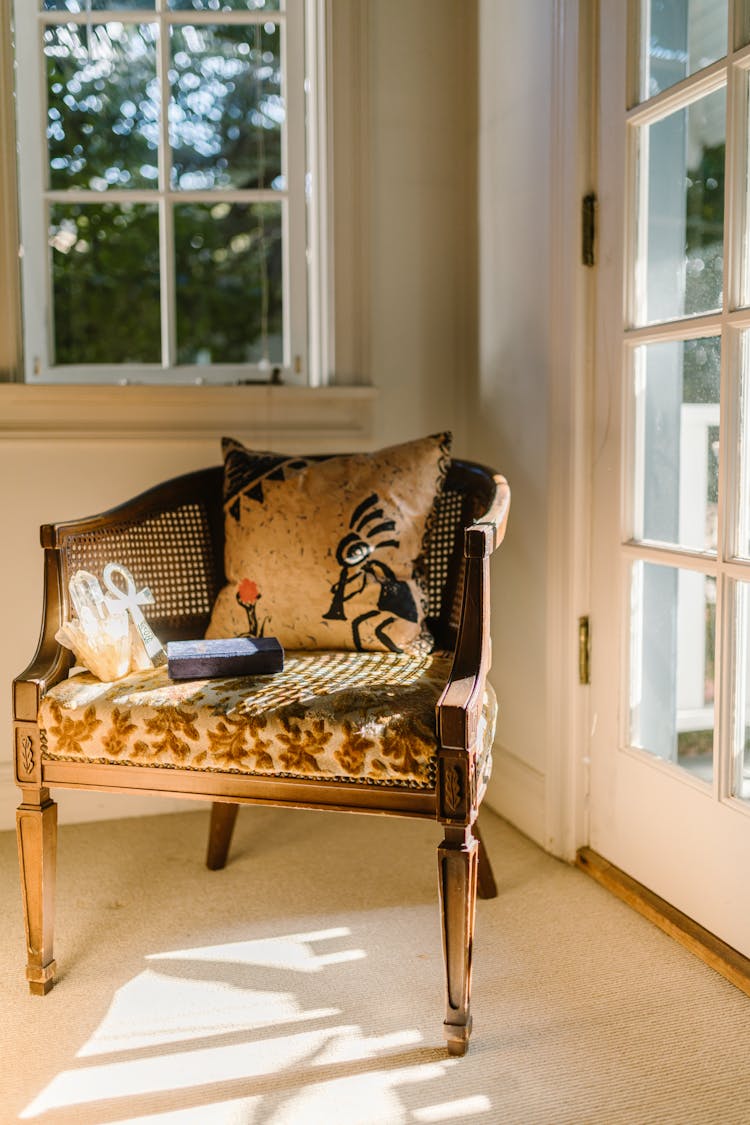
48;467;226;643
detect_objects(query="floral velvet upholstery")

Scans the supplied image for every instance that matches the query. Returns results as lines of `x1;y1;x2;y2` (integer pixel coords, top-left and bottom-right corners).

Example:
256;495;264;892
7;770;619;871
38;650;497;791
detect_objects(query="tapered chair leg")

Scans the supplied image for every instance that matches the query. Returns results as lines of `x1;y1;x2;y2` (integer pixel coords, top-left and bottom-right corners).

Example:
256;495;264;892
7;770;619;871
474;819;498;900
206;802;240;870
438;825;478;1056
16;791;57;995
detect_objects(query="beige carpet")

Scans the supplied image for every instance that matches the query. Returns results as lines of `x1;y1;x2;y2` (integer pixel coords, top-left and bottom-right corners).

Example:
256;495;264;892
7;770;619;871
1;805;750;1125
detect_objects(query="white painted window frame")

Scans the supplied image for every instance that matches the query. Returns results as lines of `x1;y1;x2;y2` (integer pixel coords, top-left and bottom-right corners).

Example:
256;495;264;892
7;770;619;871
11;0;330;387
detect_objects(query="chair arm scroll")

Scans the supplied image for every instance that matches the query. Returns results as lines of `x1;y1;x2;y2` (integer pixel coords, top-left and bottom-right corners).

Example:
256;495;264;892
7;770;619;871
14;547;71;722
465;474;510;558
14;648;71;723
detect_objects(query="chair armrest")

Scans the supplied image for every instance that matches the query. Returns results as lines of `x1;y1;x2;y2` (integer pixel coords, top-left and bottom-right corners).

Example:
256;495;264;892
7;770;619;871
437;475;510;752
465;473;510;559
14;647;71;724
14;550;71;722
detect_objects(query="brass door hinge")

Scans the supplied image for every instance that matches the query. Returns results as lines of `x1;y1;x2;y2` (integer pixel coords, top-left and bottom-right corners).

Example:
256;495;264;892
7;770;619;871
582;193;596;267
578;615;591;685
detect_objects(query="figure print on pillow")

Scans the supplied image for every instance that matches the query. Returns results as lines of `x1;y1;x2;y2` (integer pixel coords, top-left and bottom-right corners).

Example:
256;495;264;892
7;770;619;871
206;432;451;654
323;491;419;651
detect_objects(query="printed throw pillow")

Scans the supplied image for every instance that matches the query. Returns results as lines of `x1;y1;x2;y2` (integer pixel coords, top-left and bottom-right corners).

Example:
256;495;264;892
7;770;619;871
206;432;452;654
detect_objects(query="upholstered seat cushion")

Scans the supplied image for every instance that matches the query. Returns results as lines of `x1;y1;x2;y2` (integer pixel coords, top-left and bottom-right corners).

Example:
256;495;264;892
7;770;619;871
39;651;497;790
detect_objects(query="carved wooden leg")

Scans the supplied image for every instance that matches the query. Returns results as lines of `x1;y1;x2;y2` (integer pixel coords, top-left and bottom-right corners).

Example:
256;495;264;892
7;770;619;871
16;791;57;995
474;819;498;900
438;825;478;1056
206;802;239;870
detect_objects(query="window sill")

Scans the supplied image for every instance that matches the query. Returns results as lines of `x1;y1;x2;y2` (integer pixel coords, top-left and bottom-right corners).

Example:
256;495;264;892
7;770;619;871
0;383;377;444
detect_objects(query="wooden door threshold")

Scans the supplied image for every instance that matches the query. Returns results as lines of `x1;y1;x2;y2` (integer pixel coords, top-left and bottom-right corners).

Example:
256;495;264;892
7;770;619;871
576;847;750;998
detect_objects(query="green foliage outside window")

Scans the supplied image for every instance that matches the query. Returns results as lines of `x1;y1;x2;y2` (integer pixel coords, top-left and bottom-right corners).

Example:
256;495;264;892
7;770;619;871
46;16;284;368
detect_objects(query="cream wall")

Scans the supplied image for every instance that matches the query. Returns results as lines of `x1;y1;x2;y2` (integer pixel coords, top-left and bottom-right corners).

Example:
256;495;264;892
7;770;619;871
473;0;556;842
0;0;478;828
367;0;476;445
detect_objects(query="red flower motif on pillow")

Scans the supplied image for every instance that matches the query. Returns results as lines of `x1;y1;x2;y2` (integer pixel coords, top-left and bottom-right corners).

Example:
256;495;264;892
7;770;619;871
236;578;264;637
237;578;259;606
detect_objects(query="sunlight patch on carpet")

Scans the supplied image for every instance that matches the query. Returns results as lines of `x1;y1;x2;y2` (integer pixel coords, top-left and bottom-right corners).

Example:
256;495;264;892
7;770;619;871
76;968;340;1057
146;928;365;974
412;1094;493;1122
20;929;459;1123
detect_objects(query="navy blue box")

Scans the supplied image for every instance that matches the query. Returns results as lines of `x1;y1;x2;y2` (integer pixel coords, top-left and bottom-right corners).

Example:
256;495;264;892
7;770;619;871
167;637;284;680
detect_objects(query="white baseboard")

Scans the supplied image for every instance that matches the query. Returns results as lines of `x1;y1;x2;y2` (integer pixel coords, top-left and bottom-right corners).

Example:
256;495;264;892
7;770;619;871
483;743;546;849
0;761;189;831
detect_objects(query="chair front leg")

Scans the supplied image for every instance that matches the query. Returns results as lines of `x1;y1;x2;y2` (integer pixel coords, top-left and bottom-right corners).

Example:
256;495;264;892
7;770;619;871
16;789;57;995
438;824;478;1056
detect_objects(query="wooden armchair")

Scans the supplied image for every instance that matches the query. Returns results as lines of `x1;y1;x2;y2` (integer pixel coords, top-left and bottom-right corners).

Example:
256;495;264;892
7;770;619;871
13;456;509;1056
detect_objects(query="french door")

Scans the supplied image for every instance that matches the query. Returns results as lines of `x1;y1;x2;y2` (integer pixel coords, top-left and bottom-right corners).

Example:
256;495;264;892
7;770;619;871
591;0;750;956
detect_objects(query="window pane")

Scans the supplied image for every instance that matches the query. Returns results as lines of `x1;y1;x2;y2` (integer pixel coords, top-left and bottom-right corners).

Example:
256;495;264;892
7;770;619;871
633;338;719;552
630;561;715;783
733;581;750;800
740;75;750;306
50;203;160;363
175;202;282;365
737;0;750;48
638;0;727;101
43;2;156;12
738;331;750;557
169;23;282;191
635;88;725;325
45;22;159;190
169;1;281;10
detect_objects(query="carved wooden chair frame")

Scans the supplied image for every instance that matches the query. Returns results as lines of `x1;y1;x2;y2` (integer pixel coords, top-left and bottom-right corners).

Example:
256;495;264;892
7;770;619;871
13;458;509;1056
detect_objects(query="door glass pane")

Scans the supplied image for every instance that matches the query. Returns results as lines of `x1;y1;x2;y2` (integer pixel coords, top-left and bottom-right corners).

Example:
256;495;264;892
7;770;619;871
169;22;283;191
50;203;161;363
633;337;719;552
738;331;750;557
630;561;715;782
740;75;750;306
733;582;750;800
174;202;283;365
169;1;281;10
638;0;727;101
738;0;750;48
635;88;725;325
43;2;155;9
45;22;159;190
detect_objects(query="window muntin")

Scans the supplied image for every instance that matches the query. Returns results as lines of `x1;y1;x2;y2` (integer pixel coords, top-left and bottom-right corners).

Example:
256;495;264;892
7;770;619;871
13;0;311;384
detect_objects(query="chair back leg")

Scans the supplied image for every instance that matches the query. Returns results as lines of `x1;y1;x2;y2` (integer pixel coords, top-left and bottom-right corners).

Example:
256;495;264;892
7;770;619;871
17;790;57;995
438;824;478;1055
474;819;498;900
206;802;240;870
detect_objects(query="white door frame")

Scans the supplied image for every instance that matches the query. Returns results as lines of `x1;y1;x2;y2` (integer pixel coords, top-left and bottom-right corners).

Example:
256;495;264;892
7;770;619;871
543;0;597;860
